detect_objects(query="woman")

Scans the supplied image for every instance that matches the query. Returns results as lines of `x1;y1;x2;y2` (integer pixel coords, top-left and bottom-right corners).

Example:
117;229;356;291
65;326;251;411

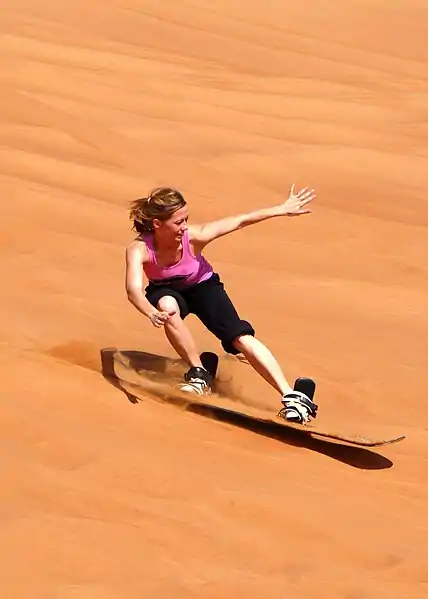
125;185;318;423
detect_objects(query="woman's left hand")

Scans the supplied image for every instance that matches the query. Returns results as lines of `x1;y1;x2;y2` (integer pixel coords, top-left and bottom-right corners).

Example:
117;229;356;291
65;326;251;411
278;184;316;216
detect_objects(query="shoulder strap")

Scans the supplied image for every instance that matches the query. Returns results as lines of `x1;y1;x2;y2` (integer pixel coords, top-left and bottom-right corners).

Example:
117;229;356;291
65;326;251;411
142;233;155;263
182;230;192;257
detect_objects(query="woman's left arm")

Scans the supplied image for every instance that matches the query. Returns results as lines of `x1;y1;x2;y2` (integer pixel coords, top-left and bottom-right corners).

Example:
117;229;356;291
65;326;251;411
190;185;315;246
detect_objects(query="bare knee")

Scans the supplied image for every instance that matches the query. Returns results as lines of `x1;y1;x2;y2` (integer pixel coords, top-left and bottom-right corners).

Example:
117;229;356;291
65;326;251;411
157;295;180;316
232;334;255;353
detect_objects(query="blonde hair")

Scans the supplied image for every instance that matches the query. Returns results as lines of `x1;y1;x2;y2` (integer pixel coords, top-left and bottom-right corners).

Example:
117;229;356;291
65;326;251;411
129;187;186;234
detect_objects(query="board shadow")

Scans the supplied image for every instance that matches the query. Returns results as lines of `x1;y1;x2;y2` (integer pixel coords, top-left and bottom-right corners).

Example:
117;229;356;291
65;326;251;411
100;347;394;471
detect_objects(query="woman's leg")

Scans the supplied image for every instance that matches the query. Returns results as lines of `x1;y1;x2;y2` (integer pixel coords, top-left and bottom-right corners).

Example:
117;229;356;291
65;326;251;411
189;275;293;399
234;334;317;422
232;335;293;396
157;296;202;368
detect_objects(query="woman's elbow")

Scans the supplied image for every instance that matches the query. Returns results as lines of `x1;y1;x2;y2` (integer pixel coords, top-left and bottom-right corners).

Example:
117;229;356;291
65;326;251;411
126;285;140;303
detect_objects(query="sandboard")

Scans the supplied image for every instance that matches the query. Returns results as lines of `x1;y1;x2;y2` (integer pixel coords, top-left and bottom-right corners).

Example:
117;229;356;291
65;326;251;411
110;350;405;449
202;353;405;448
275;419;405;447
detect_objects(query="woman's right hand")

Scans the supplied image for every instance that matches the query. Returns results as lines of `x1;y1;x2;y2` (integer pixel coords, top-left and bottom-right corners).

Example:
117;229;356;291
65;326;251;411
148;309;176;328
278;184;316;217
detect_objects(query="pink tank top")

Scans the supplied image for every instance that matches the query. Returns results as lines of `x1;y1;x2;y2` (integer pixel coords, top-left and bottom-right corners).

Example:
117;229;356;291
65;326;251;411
143;230;214;289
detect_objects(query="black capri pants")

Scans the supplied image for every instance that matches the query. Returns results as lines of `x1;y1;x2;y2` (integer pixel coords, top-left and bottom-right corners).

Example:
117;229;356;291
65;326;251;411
145;273;255;355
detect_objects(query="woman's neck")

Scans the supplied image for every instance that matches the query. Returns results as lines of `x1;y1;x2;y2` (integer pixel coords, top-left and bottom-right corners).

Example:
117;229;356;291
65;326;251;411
153;233;180;252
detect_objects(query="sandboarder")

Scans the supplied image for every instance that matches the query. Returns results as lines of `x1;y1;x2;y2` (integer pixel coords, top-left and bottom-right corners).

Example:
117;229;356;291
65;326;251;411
125;185;317;423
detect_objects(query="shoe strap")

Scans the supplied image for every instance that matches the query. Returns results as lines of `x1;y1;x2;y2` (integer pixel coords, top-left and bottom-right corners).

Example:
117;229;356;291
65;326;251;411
188;377;208;387
185;367;211;384
282;391;318;416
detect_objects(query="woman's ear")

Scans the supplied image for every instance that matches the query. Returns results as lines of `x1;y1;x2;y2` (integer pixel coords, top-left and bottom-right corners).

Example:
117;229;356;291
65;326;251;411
152;218;161;230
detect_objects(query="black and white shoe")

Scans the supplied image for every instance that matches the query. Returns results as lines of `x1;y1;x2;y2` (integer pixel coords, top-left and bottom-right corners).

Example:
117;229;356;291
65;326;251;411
278;391;318;424
178;366;212;396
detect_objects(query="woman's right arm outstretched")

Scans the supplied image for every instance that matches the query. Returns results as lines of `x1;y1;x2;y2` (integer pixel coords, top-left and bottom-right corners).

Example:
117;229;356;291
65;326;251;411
125;243;175;327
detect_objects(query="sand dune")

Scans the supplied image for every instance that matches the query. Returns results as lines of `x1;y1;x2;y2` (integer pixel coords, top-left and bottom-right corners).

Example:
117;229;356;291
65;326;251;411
1;1;428;597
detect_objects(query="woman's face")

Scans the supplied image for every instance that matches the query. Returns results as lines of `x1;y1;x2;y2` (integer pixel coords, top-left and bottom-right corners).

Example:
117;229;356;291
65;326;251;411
153;205;189;243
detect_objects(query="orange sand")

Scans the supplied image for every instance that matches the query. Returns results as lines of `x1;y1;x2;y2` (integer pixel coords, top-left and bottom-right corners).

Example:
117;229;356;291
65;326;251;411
1;2;427;597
